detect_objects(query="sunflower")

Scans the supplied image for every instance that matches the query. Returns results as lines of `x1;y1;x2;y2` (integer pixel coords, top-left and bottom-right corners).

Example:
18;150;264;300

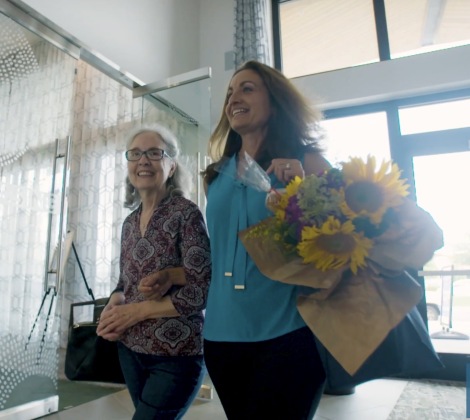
340;156;409;225
297;216;373;274
285;175;302;197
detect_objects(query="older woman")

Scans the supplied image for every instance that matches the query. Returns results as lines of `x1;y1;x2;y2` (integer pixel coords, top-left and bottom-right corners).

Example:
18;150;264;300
97;124;211;420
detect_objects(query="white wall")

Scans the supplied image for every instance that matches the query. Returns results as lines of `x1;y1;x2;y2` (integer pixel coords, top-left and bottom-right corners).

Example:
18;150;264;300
21;0;235;127
21;0;201;84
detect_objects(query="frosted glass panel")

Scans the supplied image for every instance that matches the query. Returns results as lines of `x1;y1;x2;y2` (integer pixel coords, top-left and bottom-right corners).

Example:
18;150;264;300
139;77;211;214
0;13;76;415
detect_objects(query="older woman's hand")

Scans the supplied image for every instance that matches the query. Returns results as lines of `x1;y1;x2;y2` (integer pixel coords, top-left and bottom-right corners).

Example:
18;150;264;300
267;158;304;184
97;302;142;341
138;267;186;300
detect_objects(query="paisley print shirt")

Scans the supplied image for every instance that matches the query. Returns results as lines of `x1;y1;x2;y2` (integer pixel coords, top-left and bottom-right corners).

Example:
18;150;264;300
116;195;211;356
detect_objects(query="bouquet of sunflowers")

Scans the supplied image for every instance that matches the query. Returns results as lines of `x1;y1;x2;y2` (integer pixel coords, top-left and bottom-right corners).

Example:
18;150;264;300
238;155;443;375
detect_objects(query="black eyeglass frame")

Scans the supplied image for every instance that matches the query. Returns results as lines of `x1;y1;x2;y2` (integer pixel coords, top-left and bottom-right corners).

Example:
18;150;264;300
125;148;171;161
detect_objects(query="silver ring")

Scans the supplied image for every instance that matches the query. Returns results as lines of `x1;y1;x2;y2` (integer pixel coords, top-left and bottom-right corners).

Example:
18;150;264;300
285;163;291;170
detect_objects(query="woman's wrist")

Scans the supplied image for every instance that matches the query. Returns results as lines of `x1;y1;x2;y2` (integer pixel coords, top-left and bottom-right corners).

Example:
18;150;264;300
141;296;179;319
109;291;125;305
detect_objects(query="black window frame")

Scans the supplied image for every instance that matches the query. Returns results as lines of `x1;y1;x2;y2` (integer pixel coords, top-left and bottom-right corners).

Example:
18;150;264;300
271;0;391;71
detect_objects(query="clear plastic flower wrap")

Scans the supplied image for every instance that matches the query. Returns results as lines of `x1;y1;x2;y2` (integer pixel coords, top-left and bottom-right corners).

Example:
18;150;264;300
214;151;283;210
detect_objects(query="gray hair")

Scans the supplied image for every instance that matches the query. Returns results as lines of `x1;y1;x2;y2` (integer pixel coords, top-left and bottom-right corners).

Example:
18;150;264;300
124;123;192;209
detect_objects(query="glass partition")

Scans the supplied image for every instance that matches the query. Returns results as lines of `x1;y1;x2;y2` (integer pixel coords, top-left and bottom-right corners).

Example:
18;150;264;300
0;13;76;418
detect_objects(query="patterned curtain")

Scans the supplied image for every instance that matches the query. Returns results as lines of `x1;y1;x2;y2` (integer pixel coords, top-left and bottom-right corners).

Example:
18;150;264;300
54;60;137;346
233;0;272;68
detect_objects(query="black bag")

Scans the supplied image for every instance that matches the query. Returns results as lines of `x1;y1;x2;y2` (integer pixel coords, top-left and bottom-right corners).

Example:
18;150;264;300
64;297;125;383
317;306;444;391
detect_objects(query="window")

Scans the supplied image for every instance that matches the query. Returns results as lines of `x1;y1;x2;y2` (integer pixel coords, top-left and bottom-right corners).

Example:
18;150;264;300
385;0;470;59
276;0;470;77
321;112;391;166
279;0;378;78
399;98;470;135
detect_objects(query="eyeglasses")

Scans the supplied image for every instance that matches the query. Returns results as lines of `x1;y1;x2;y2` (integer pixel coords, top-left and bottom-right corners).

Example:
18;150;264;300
125;148;170;161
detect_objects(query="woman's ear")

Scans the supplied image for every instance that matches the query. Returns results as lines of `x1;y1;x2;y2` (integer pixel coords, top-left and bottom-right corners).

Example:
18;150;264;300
169;161;177;178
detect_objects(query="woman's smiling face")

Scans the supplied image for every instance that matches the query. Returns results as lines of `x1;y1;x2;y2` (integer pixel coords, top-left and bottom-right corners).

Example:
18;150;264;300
225;69;272;139
127;131;175;196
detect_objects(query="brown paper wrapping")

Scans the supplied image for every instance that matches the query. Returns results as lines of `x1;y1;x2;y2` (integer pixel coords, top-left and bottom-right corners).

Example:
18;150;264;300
239;198;443;375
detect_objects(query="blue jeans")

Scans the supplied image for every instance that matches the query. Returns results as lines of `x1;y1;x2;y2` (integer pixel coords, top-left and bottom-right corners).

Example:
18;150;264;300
117;342;205;420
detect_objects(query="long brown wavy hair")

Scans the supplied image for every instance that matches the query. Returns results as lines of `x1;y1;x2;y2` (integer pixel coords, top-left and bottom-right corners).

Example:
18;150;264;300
203;60;324;186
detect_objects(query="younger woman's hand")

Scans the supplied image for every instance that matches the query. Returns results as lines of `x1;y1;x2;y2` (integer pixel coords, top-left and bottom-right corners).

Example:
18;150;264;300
138;267;186;300
267;159;304;184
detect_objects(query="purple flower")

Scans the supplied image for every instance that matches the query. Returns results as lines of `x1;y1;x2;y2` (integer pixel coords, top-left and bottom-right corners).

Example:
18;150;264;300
285;196;302;224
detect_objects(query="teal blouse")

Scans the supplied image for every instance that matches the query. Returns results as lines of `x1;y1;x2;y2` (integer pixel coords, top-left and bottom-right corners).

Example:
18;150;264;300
203;155;306;342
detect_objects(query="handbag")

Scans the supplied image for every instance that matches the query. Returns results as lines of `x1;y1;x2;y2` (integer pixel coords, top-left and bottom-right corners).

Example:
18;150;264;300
317;306;444;391
64;298;125;383
64;243;125;383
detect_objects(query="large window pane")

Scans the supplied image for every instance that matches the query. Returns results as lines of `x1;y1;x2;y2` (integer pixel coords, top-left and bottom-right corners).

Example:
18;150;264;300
414;151;470;344
399;99;470;134
280;0;379;78
385;0;470;59
321;112;391;165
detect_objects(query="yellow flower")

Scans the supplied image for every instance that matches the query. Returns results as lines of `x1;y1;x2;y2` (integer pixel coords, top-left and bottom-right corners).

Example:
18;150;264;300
297;216;373;274
271;176;302;221
274;208;286;221
340;156;409;225
285;176;302;197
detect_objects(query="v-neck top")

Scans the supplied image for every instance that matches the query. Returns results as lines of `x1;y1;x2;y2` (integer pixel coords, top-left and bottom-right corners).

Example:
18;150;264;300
203;155;306;342
116;195;211;355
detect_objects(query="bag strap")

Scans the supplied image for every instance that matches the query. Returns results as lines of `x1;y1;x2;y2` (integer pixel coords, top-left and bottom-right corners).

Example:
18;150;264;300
71;241;95;301
68;300;96;329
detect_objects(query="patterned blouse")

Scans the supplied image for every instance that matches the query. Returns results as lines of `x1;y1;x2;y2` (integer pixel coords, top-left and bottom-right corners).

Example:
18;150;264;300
115;195;211;356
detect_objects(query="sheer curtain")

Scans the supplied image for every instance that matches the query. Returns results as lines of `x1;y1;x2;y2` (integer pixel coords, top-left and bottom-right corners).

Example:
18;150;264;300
57;60;138;346
233;0;273;68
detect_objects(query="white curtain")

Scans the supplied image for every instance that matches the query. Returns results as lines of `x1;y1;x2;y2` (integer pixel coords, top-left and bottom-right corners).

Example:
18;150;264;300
233;0;273;68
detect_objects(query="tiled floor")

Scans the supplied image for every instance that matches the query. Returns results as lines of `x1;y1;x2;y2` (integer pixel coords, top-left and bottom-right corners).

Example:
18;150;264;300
42;377;408;420
41;342;467;420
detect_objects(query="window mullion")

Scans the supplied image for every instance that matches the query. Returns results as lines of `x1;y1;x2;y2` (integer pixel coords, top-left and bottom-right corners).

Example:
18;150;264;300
373;0;391;61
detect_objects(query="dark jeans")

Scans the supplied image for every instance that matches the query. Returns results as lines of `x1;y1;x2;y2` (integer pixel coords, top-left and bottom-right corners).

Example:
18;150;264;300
117;342;205;420
204;327;326;420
